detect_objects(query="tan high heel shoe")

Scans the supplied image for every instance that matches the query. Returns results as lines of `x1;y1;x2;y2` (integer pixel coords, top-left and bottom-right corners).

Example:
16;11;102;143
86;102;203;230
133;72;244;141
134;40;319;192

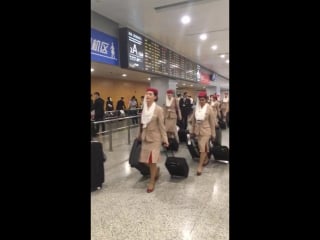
147;182;155;193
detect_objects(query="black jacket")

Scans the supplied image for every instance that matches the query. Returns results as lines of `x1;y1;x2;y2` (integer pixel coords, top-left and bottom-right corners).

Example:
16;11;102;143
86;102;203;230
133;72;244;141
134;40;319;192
93;98;105;119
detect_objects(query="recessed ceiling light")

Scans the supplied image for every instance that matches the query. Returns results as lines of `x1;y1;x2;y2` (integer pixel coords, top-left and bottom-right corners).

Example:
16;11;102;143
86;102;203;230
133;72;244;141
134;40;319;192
220;54;225;58
226;59;229;64
200;34;207;40
211;45;218;50
190;85;193;87
181;15;190;24
91;68;94;72
183;83;186;86
147;77;151;80
122;74;127;77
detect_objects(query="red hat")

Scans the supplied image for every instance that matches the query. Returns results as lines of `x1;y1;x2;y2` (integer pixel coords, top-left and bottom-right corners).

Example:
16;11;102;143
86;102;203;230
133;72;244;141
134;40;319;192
166;89;174;94
198;91;207;98
146;87;158;96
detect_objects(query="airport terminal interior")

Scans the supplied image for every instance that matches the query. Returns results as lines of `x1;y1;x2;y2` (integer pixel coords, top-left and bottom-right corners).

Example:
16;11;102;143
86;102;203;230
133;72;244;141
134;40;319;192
91;0;229;239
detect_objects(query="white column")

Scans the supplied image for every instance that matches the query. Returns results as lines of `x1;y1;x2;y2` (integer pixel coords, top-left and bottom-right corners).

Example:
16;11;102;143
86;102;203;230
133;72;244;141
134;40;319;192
216;86;221;95
206;86;217;96
168;79;177;95
150;77;170;107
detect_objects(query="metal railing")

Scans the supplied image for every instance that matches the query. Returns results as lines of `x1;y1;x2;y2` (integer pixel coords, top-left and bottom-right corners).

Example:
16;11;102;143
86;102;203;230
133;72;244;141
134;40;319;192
92;114;141;152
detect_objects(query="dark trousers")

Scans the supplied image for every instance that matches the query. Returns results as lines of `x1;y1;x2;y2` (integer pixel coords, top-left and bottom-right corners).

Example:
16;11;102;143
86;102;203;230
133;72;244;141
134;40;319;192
129;110;138;124
94;116;105;133
181;110;189;130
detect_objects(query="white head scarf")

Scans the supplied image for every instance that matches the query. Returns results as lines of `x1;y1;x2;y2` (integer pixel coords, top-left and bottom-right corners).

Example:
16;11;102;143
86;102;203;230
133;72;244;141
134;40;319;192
165;95;174;107
141;95;156;128
195;100;208;121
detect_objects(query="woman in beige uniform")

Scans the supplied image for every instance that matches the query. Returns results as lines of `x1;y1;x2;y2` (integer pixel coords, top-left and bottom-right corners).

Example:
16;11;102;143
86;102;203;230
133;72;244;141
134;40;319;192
210;94;221;127
138;88;169;193
163;89;182;143
220;92;229;123
190;91;216;176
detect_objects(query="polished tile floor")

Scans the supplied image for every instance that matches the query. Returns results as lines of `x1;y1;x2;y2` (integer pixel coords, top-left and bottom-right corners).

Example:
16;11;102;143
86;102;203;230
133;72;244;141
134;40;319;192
91;125;229;240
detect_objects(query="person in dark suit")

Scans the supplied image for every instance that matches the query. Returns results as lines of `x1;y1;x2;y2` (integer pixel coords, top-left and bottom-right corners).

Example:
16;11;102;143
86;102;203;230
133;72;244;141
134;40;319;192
92;92;105;134
179;92;192;129
106;97;114;111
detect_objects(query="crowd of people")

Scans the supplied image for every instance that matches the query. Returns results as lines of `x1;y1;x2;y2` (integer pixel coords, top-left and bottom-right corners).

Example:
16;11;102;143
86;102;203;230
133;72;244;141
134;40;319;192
91;88;229;193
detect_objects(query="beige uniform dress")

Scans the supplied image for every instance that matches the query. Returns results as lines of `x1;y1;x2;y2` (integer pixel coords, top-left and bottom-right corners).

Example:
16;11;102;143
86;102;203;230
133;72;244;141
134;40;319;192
140;105;168;164
163;98;182;140
190;105;216;153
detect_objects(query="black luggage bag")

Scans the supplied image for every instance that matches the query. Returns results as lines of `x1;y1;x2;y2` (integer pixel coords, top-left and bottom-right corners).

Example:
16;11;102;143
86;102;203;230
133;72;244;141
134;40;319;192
186;134;213;161
186;134;200;159
218;119;227;129
165;150;189;178
214;127;222;146
91;141;105;191
167;134;179;151
129;139;150;176
212;145;229;161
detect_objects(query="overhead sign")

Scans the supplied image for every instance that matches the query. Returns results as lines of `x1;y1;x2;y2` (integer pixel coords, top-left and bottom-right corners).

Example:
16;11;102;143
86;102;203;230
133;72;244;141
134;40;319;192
91;28;119;66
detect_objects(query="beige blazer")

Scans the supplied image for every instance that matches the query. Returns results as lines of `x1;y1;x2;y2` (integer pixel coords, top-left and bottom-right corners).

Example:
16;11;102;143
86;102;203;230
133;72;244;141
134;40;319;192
141;105;168;144
163;98;182;120
190;105;216;138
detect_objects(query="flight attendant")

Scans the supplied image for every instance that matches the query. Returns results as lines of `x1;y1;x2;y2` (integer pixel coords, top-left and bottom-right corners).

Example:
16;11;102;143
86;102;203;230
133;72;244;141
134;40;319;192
163;89;182;143
220;92;229;123
138;88;169;193
190;91;216;175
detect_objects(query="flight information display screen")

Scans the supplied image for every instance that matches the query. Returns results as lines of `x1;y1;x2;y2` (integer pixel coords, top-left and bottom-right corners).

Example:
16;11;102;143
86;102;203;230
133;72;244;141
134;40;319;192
119;27;212;81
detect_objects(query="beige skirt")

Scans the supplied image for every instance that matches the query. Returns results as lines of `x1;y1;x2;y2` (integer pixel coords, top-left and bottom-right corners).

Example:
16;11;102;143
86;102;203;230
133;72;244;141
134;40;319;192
139;140;162;164
165;118;178;133
197;135;210;153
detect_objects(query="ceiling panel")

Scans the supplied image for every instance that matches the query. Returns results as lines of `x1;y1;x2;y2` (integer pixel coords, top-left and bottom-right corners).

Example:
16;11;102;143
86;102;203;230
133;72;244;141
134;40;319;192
91;0;229;90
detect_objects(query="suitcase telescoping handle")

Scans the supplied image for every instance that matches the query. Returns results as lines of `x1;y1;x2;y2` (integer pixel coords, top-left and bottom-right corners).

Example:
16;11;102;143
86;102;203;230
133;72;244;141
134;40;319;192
163;143;175;158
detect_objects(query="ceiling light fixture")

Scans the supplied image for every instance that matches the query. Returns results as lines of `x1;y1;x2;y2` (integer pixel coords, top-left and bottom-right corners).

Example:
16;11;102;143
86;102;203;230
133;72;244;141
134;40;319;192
122;74;127;77
220;54;225;58
91;68;94;72
226;59;229;64
200;34;207;40
147;77;151;80
181;15;190;24
211;45;218;50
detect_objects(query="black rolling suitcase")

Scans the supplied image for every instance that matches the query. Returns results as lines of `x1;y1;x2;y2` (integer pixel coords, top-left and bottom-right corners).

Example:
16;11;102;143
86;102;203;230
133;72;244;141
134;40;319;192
212;145;229;161
218;119;227;129
165;150;189;178
91;141;106;191
167;133;179;151
214;127;222;146
186;134;212;161
186;134;200;159
129;138;150;176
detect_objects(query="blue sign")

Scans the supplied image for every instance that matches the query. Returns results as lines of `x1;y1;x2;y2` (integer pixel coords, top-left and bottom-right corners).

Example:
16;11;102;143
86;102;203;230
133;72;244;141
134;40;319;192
91;28;119;66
